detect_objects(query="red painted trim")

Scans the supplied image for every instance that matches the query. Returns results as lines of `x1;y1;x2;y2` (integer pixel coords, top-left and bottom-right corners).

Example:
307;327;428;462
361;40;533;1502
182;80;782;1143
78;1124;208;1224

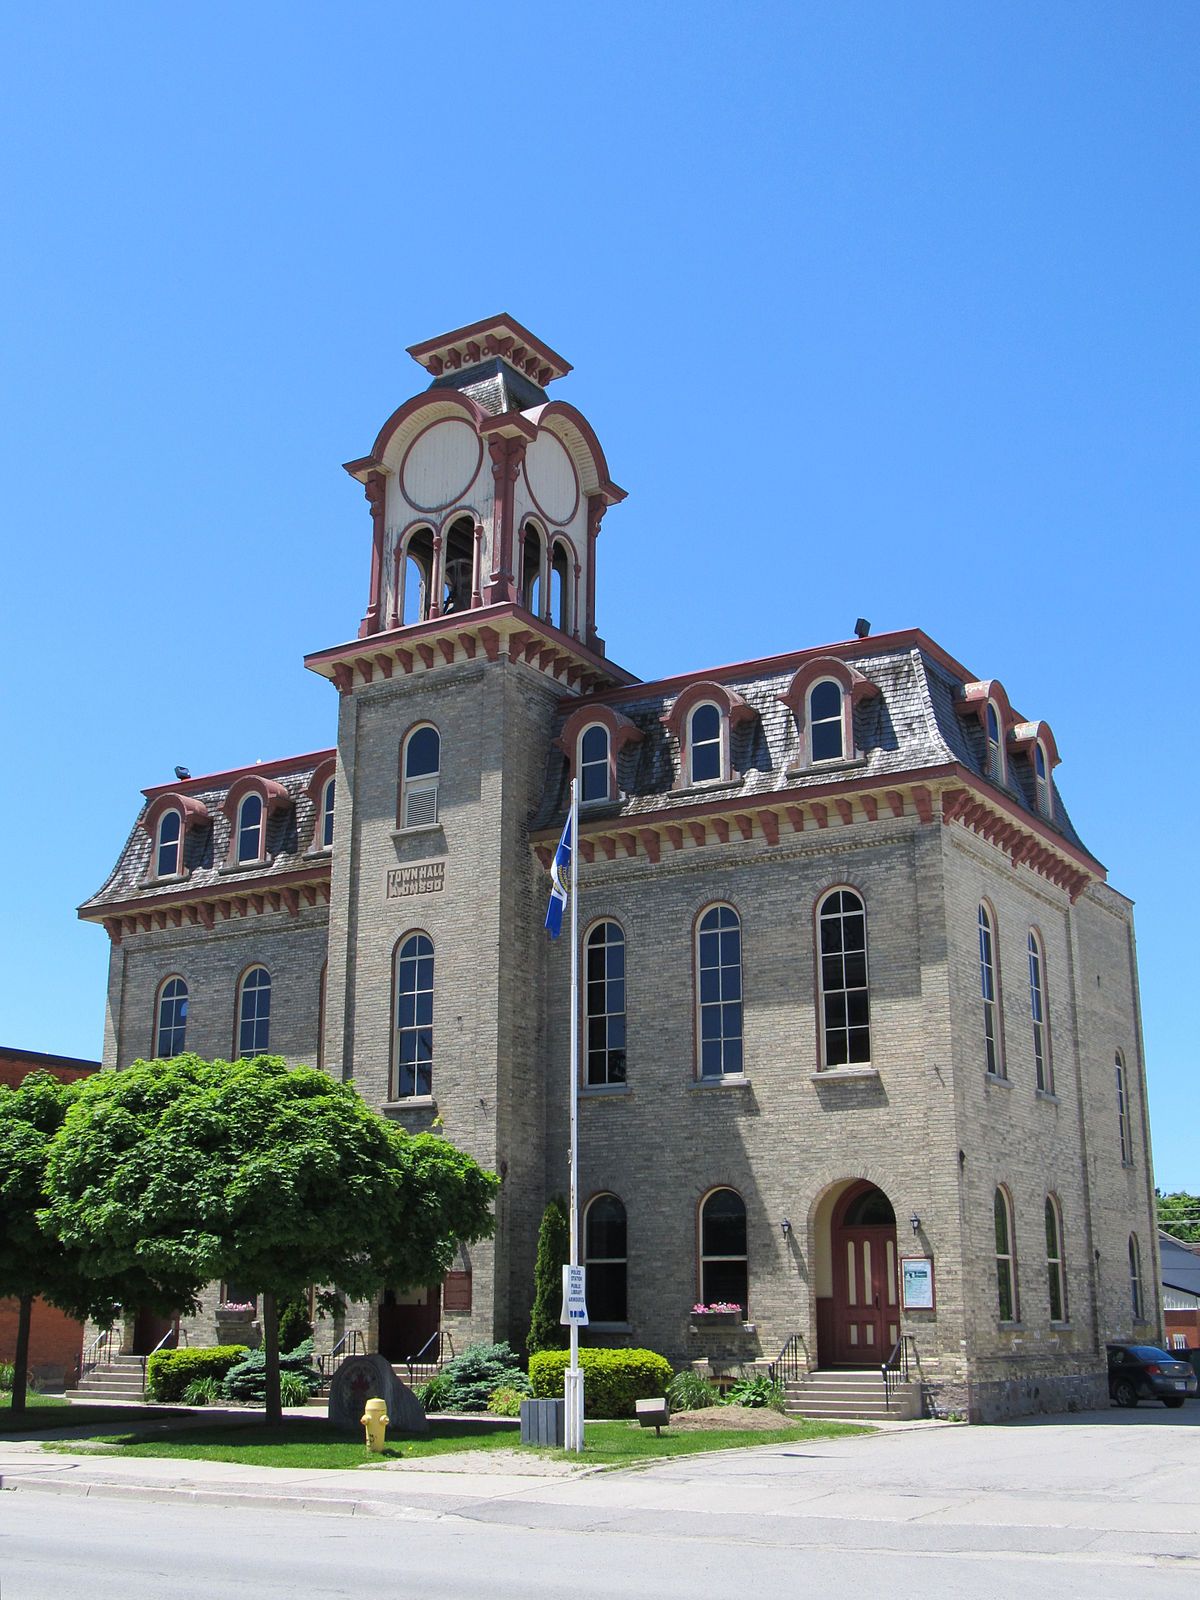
348;389;486;479
1009;718;1061;768
522;402;625;504
406;315;572;381
557;703;643;797
778;656;879;767
398;415;484;513
143;750;334;801
78;863;331;924
522;435;580;528
140;791;210;843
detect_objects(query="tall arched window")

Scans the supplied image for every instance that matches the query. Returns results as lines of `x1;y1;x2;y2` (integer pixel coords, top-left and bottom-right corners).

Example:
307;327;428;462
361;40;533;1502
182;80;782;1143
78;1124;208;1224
579;724;612;804
1128;1234;1143;1321
320;776;335;850
697;905;742;1079
985;701;1005;783
1045;1196;1067;1323
585;921;626;1086
398;527;433;626
236;966;271;1057
399;725;440;829
551;540;572;633
584;1194;627;1323
1034;741;1051;817
700;1188;748;1313
155;809;182;877
994;1186;1018;1322
521;522;544;616
979;903;1003;1077
393;933;434;1098
155;976;188;1058
808;679;845;762
441;516;474;615
818;889;870;1067
1028;930;1051;1093
687;703;723;784
1115;1052;1132;1164
236;792;265;864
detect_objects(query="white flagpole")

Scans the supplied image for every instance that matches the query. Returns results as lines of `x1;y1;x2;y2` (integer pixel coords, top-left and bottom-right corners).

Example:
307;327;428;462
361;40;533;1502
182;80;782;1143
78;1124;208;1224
565;775;583;1452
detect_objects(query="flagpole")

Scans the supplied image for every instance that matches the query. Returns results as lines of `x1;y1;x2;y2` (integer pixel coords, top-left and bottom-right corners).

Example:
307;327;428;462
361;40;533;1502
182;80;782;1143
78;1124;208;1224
565;775;583;1452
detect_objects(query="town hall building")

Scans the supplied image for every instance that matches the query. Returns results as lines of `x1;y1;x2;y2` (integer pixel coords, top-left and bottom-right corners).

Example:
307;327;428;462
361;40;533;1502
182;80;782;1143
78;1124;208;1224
81;316;1161;1420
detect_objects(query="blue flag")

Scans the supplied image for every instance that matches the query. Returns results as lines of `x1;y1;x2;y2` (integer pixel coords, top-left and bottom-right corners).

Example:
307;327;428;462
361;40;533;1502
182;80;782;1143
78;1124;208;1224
544;809;573;939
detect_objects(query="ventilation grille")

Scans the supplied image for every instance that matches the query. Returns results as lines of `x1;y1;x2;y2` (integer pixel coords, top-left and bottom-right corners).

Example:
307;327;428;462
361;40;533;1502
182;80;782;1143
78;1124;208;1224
404;785;439;829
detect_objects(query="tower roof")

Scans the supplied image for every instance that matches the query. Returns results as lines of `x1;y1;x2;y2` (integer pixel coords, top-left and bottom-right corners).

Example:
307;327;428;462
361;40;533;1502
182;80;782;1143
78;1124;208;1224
406;315;572;388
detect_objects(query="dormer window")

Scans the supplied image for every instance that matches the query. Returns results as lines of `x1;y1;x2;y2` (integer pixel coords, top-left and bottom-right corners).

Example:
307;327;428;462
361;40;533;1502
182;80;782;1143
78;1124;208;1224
986;702;1005;784
1034;743;1050;817
688;703;723;784
579;724;612;804
400;724;440;828
220;774;291;871
320;776;335;849
777;656;879;770
236;792;265;864
557;704;643;801
155;809;182;877
808;680;845;762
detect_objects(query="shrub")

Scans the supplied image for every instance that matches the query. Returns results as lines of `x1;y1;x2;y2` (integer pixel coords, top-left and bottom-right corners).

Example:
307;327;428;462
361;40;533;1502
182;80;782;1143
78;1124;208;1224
440;1343;530;1412
181;1376;222;1406
277;1296;314;1355
220;1348;322;1404
486;1385;525;1418
279;1371;312;1407
146;1346;249;1403
0;1361;16;1392
722;1374;785;1411
667;1369;721;1411
417;1372;452;1412
527;1196;569;1355
529;1348;673;1418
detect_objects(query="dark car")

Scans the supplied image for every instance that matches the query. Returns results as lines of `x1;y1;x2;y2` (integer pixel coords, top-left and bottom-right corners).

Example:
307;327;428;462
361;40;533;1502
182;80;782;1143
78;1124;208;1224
1107;1343;1198;1408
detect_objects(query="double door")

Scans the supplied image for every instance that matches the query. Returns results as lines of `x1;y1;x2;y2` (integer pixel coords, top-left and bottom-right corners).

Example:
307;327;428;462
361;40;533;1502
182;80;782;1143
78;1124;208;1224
832;1226;899;1365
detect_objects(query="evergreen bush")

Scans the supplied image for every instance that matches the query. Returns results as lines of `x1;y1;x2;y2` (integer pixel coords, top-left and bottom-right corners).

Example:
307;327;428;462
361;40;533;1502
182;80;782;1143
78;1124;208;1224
220;1345;322;1404
527;1197;569;1355
277;1295;314;1354
145;1345;249;1403
440;1342;529;1411
529;1348;673;1418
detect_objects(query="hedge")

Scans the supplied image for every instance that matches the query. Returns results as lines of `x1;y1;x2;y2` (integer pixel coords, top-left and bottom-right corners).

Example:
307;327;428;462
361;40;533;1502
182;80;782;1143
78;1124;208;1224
220;1346;323;1403
145;1345;249;1402
528;1348;673;1418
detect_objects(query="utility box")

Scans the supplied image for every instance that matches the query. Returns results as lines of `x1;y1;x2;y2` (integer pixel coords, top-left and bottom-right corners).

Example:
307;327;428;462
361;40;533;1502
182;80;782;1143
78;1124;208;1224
520;1397;565;1446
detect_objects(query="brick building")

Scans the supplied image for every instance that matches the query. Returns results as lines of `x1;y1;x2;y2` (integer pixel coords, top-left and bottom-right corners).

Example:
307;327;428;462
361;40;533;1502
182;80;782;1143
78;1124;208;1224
79;316;1161;1420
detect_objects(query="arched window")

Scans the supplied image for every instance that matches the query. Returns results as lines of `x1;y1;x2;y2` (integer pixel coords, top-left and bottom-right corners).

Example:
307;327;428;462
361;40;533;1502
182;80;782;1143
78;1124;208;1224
697;905;742;1079
1116;1052;1132;1164
985;701;1005;784
818;889;870;1067
399;725;440;829
236;966;271;1057
155;976;188;1058
1128;1234;1143;1321
700;1188;748;1313
1034;741;1051;817
551;540;572;633
585;921;626;1086
521;521;544;616
687;702;723;784
236;792;265;865
994;1187;1018;1322
808;679;845;762
398;527;433;626
579;724;612;804
1028;930;1051;1093
979;903;1003;1077
584;1194;627;1323
441;516;474;615
1045;1196;1067;1323
320;776;335;850
393;933;434;1098
155;809;182;877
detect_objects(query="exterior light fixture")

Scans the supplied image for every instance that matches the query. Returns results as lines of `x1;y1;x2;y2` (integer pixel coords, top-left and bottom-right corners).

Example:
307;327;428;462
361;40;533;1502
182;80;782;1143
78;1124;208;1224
910;1213;921;1234
780;1217;791;1236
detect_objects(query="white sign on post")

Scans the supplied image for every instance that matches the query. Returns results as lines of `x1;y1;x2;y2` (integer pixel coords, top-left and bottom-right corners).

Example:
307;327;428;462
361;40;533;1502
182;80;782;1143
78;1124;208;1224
560;1264;589;1326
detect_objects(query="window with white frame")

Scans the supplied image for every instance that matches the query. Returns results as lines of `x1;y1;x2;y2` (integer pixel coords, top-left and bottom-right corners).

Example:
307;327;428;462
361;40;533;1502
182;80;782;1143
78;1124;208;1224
985;701;1005;783
697;905;743;1078
236;966;271;1057
818;889;871;1067
1129;1234;1143;1321
399;725;440;829
155;809;182;877
236;792;265;864
687;702;723;784
319;776;335;850
1116;1051;1132;1164
1028;929;1051;1093
1045;1195;1067;1322
1034;741;1051;817
155;976;188;1058
808;678;845;762
393;933;434;1097
585;921;626;1086
579;724;611;804
700;1188;748;1314
994;1187;1018;1322
979;903;1003;1077
584;1194;627;1322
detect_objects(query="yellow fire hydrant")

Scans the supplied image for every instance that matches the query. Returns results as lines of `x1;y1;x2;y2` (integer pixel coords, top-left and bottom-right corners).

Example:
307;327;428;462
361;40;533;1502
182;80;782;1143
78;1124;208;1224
361;1397;389;1452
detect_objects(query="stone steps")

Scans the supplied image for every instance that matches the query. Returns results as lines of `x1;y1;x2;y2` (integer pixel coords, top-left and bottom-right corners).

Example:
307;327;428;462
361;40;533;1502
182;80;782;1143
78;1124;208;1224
782;1368;922;1422
65;1356;148;1402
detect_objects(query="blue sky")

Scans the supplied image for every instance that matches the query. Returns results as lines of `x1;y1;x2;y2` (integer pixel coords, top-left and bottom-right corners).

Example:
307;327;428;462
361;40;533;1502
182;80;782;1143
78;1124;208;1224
1;2;1196;1187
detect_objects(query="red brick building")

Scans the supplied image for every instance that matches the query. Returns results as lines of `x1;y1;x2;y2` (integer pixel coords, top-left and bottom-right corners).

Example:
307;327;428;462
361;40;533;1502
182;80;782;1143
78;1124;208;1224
1;1045;99;1390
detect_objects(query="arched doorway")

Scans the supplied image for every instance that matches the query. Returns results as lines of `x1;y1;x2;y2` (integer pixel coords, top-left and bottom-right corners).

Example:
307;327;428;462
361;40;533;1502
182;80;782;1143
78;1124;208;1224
829;1181;899;1366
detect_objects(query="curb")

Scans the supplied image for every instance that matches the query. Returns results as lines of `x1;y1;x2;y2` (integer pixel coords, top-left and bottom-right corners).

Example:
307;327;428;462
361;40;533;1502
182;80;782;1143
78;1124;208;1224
1;1474;407;1518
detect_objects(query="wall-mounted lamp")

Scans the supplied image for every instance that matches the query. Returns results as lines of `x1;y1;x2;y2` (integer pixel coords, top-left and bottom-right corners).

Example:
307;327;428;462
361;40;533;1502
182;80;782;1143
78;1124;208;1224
910;1213;921;1234
780;1217;791;1237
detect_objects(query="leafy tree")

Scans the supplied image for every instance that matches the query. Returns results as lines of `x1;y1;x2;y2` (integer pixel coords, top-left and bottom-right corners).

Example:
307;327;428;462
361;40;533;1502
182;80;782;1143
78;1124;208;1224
527;1195;569;1354
1156;1190;1200;1245
44;1054;499;1424
277;1294;314;1354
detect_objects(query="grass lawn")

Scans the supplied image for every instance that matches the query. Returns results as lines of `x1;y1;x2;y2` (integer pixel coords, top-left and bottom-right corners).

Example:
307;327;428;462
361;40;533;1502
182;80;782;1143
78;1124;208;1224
0;1399;179;1433
40;1414;868;1469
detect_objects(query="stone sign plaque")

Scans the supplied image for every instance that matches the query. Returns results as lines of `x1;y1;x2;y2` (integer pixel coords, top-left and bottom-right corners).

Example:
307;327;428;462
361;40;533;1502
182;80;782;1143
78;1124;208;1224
386;862;445;900
327;1352;428;1435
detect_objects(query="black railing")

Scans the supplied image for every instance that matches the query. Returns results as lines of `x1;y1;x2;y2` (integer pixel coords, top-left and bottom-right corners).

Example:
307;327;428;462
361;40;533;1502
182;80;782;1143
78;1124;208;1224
142;1322;186;1390
406;1329;455;1385
82;1327;115;1380
768;1333;808;1387
317;1329;365;1380
881;1335;918;1409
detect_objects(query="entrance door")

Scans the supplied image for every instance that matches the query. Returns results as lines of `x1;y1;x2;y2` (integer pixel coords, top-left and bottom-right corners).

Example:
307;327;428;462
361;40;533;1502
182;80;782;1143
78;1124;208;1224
377;1285;441;1363
831;1183;899;1366
131;1309;176;1356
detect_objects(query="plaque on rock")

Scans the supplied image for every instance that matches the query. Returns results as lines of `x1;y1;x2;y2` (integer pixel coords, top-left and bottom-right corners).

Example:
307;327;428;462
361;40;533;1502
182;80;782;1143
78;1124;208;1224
327;1352;429;1435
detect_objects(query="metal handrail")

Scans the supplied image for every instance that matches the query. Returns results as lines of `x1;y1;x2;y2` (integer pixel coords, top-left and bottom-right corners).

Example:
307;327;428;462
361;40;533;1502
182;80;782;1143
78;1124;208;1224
82;1327;116;1379
141;1322;185;1389
881;1334;918;1409
406;1328;455;1384
317;1329;364;1379
768;1333;808;1387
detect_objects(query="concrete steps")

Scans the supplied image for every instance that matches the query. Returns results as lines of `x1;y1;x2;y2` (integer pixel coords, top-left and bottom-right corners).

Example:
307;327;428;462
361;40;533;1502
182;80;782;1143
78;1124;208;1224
783;1368;922;1422
65;1354;147;1402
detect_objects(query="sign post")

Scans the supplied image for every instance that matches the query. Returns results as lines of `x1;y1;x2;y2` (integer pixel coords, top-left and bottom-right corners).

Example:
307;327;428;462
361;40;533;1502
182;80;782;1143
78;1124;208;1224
564;778;585;1451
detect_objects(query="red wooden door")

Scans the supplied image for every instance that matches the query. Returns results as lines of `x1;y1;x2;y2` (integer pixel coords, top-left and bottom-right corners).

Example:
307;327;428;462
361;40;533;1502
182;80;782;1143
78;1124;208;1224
833;1227;899;1365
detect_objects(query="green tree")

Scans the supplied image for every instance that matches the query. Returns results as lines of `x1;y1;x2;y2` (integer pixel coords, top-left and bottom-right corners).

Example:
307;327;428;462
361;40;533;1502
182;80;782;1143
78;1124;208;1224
44;1055;499;1424
527;1195;569;1355
1156;1190;1200;1245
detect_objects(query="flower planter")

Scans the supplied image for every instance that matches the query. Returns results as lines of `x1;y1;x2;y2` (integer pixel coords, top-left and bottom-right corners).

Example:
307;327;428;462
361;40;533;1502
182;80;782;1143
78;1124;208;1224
690;1311;741;1327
